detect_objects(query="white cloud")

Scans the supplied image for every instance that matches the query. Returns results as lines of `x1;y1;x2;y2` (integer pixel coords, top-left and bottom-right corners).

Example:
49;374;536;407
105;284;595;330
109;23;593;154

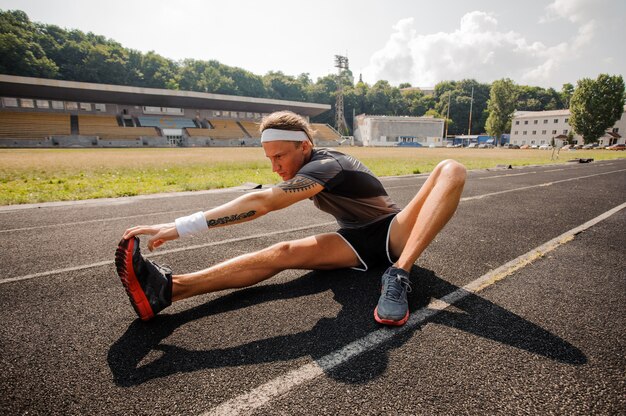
541;0;602;50
541;0;605;23
362;8;601;88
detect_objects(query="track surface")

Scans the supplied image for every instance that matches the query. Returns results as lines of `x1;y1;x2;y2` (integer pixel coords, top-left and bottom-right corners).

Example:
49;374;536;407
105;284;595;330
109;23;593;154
1;158;625;415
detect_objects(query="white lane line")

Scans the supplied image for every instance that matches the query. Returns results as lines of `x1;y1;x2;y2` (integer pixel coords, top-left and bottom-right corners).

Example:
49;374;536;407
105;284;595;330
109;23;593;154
0;222;336;285
479;172;535;180
3;167;626;284
1;177;423;230
0;186;250;213
544;168;565;173
461;168;626;201
0;208;204;234
354;167;622;193
203;201;626;416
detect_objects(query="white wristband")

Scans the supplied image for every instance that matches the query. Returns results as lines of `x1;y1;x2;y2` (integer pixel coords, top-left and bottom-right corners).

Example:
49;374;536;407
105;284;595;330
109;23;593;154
175;211;208;238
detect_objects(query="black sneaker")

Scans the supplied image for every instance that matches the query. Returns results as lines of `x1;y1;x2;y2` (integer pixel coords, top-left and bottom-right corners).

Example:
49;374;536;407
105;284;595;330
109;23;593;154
374;266;411;326
115;237;172;321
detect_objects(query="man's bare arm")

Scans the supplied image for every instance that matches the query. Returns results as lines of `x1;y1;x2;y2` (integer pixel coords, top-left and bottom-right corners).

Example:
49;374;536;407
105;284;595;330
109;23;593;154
205;210;257;228
122;175;323;250
203;175;322;224
276;175;319;194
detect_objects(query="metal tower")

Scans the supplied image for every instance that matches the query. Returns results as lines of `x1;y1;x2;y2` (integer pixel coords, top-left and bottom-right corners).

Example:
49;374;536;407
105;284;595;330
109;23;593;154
334;55;349;135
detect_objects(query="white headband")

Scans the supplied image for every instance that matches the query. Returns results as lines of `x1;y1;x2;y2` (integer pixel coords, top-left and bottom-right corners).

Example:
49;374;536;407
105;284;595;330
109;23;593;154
261;128;309;143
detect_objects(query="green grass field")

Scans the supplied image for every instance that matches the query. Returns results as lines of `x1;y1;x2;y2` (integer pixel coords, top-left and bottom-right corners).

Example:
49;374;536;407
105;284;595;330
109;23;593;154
0;147;623;205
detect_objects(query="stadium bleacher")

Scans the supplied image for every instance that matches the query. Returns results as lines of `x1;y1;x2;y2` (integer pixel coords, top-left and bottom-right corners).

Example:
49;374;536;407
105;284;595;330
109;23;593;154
0;112;71;138
0;111;342;146
311;123;341;142
185;128;212;137
78;114;119;127
185;121;341;143
138;116;197;129
238;121;261;139
204;119;247;139
0;74;333;147
79;115;158;139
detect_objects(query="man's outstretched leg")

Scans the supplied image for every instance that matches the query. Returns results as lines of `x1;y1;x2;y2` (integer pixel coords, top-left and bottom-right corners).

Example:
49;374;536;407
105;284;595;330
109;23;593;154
374;159;467;325
115;233;359;321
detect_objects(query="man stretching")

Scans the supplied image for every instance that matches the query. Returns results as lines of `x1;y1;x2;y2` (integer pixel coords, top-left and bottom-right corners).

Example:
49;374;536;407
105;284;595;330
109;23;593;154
115;111;466;326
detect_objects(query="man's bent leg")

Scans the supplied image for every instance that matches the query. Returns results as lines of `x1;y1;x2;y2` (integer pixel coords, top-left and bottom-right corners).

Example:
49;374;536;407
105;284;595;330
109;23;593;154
375;159;465;326
173;233;360;301
389;159;466;269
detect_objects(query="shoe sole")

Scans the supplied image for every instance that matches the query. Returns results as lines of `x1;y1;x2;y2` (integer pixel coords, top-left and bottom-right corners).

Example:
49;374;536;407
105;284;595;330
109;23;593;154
115;237;155;321
374;306;409;326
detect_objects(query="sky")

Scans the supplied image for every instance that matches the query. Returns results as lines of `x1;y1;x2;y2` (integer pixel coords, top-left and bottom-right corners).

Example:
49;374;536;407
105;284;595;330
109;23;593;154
1;0;624;90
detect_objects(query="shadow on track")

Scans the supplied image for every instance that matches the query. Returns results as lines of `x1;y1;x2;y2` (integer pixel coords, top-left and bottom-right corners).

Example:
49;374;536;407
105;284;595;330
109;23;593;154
107;266;586;387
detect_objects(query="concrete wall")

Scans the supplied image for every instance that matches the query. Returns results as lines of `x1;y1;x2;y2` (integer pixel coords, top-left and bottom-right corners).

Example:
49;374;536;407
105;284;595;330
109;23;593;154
1;135;354;149
183;137;262;147
0;137;57;148
0;135;170;148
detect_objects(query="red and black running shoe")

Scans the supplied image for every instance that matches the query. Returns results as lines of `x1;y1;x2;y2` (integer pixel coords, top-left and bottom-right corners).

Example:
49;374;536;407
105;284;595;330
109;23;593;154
115;237;172;321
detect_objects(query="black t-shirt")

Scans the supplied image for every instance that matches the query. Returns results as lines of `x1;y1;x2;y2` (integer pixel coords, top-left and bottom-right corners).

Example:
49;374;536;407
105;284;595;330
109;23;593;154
295;148;400;228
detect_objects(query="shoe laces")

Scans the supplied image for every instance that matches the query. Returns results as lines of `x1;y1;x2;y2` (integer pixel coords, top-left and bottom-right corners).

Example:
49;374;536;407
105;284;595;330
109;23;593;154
384;274;412;301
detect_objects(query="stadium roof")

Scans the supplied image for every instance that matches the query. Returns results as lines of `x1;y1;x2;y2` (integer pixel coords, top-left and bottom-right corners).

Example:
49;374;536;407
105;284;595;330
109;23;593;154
0;74;330;117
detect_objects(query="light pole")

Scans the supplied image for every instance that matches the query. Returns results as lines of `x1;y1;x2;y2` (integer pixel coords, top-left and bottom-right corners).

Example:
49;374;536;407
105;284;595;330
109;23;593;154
444;92;451;143
334;55;349;136
467;86;474;136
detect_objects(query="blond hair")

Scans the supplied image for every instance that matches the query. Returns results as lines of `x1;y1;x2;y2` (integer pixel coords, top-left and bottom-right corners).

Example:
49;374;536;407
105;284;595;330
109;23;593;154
259;111;315;145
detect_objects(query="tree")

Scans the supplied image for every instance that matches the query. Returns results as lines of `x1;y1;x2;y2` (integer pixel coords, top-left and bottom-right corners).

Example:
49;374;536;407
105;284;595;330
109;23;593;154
0;10;58;77
177;59;239;94
516;85;565;111
433;79;489;135
136;51;179;88
560;83;574;108
0;31;58;77
351;79;369;115
402;88;431;116
263;71;307;101
485;78;518;146
81;43;129;84
366;80;394;115
459;81;491;131
569;74;625;143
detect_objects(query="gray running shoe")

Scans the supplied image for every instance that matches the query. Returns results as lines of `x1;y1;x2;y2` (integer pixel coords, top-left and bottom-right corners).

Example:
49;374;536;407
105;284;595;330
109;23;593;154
374;266;411;326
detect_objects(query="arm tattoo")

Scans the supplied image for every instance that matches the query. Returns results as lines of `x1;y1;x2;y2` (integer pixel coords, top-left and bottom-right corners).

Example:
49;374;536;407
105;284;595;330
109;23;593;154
206;210;256;227
277;176;318;193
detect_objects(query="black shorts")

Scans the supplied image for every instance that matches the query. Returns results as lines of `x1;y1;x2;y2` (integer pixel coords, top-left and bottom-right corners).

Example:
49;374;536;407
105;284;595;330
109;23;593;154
336;214;397;271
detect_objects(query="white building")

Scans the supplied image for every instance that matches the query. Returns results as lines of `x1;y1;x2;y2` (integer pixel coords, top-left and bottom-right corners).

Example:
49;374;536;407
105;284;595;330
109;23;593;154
353;114;444;147
509;105;626;147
